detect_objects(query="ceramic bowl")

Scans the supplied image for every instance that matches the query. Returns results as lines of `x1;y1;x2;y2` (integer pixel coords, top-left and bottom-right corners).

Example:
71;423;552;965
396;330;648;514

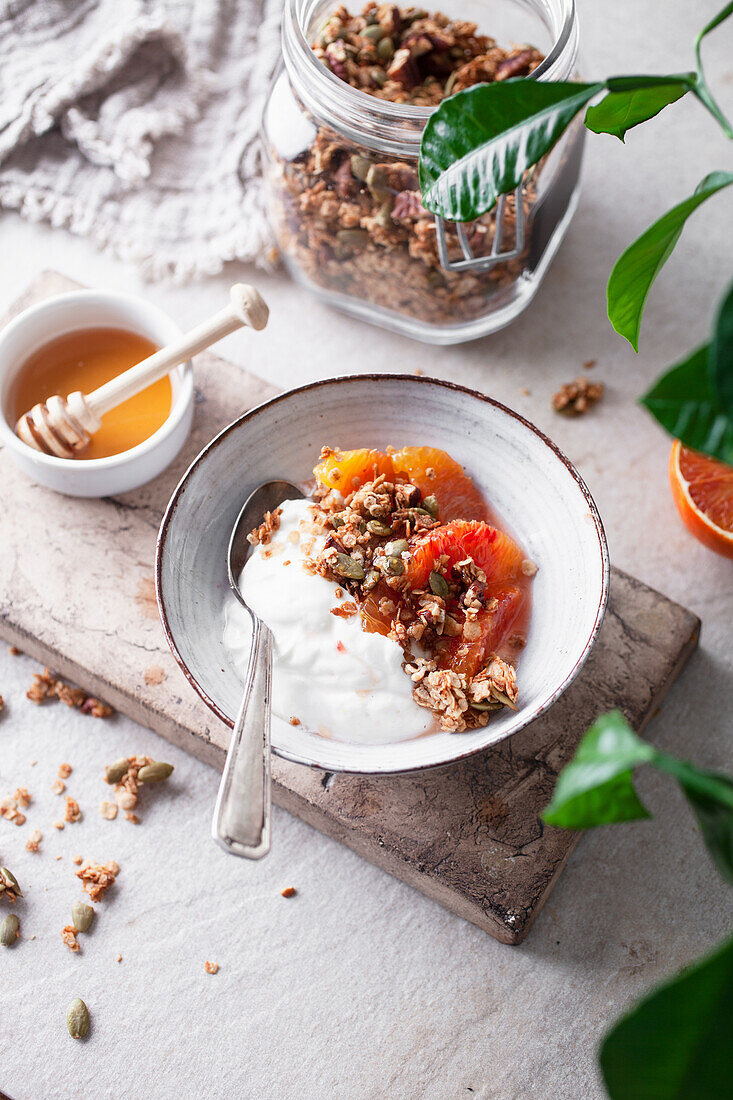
156;375;609;774
0;290;194;497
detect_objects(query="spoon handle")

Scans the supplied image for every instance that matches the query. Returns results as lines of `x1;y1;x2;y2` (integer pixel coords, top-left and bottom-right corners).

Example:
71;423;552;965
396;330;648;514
212;611;272;859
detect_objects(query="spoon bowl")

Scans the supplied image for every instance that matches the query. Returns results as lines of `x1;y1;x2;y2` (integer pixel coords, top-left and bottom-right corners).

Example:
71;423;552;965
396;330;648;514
212;479;304;859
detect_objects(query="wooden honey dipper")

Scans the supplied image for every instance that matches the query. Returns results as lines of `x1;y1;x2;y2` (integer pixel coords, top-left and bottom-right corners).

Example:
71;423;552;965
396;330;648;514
15;284;269;459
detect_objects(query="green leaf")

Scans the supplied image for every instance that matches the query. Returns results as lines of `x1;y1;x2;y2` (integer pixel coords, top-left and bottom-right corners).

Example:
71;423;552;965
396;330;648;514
419;79;603;222
607;171;733;351
655;755;733;885
600;933;733;1100
585;80;691;141
710;279;733;417
639;343;733;465
693;2;733;138
542;711;655;829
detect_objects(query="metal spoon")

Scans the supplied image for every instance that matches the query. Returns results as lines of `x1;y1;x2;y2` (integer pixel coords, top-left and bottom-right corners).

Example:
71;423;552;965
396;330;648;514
212;479;304;859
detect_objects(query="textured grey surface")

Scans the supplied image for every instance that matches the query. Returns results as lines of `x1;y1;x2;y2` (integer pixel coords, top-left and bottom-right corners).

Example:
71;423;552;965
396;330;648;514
0;0;732;1095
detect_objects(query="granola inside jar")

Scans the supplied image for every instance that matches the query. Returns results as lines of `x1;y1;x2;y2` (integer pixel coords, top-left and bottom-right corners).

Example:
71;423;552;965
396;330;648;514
264;0;583;344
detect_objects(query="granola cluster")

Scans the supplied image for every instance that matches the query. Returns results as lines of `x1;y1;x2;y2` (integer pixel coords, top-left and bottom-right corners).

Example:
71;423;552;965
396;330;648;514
27;668;113;717
267;3;543;326
307;446;522;732
76;860;119;903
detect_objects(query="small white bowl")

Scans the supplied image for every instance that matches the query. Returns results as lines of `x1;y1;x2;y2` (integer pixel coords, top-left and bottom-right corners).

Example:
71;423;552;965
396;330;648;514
0;290;194;497
157;375;609;774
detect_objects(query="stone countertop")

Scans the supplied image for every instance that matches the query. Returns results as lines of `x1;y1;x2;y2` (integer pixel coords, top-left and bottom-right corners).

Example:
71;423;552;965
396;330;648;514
1;1;732;1096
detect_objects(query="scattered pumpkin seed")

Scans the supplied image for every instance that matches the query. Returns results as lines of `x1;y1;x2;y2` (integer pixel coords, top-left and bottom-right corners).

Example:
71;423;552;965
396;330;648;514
67;998;90;1040
336;228;369;251
350;154;372;182
387;556;405;575
367;519;392;537
422;495;439;518
361;23;384;40
384;539;408;557
0;913;19;947
72;902;94;933
104;758;130;785
429;571;450;598
137;761;174;783
334;553;366;581
377;35;394;61
0;867;21;898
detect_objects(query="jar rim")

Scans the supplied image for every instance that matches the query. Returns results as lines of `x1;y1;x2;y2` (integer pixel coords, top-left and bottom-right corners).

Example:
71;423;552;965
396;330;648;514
282;0;579;152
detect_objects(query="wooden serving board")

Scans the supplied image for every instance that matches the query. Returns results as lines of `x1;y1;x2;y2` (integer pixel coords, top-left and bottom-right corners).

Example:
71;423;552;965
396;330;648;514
0;272;700;944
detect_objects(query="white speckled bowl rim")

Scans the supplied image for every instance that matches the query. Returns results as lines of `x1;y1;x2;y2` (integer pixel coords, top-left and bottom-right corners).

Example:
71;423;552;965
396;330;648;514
156;374;609;775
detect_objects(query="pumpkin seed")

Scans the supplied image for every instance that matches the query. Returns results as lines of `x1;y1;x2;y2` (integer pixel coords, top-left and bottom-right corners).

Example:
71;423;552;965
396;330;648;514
366;164;391;202
104;758;130;785
331;515;345;529
336;228;369;251
384;539;408;557
335;554;366;581
67;998;90;1040
370;67;386;86
367;520;392;537
429;571;450;598
72;902;94;933
0;913;19;947
0;867;21;898
375;199;394;229
387;556;405;576
491;690;518;711
138;761;174;783
470;701;503;712
444;71;458;96
350;155;372;182
361;23;384;40
377;35;394;61
422;495;439;518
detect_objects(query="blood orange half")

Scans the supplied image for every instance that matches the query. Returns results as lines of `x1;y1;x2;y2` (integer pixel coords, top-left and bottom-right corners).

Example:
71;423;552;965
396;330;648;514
669;441;733;559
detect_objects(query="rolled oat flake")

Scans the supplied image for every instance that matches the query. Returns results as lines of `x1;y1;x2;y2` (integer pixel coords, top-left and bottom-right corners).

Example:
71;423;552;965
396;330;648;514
67;997;90;1039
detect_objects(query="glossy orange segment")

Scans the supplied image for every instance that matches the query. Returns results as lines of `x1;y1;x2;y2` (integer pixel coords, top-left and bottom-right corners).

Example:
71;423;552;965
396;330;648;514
669;441;733;559
392;446;488;521
404;519;525;590
314;448;395;492
439;585;525;677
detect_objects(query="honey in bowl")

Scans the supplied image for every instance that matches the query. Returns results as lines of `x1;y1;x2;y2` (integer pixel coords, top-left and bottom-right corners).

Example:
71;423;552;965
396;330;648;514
9;327;172;460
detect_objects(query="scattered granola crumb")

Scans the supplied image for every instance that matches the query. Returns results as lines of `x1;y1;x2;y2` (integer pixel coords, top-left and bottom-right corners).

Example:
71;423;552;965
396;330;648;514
289;716;301;726
9;645;21;656
247;507;282;547
0;694;3;712
53;820;65;830
521;559;538;577
116;954;123;963
583;358;597;370
1;794;25;825
413;368;424;376
205;961;219;974
143;666;166;686
62;925;80;953
281;887;297;898
58;763;72;779
100;801;118;821
26;828;42;852
76;860;119;902
81;697;113;718
26;668;113;716
520;387;531;396
14;787;31;808
29;760;37;767
56;855;62;861
125;812;140;824
65;797;82;824
552;376;604;416
51;779;66;795
72;855;83;865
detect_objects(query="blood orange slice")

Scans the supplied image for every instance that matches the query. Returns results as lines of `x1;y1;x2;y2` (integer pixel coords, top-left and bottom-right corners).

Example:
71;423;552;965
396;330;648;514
392;446;488;521
669;441;733;559
314;448;395;492
404;519;525;590
439;585;525;677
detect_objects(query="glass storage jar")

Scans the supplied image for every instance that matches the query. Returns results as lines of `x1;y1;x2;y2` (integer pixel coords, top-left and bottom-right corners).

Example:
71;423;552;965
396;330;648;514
263;0;583;344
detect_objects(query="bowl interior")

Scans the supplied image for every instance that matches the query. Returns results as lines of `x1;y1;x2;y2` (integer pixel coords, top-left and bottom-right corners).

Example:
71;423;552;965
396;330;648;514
157;376;608;773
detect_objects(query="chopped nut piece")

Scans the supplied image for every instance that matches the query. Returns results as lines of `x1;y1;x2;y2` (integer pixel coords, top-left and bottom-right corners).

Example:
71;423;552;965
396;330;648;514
26;828;42;852
100;801;118;820
205;961;219;974
281;887;297;898
552;376;604;416
65;797;82;824
76;860;119;902
62;925;80;953
58;763;72;779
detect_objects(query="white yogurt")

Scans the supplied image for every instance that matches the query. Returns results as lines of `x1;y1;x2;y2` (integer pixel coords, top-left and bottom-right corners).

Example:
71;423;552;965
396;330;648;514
223;498;434;745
